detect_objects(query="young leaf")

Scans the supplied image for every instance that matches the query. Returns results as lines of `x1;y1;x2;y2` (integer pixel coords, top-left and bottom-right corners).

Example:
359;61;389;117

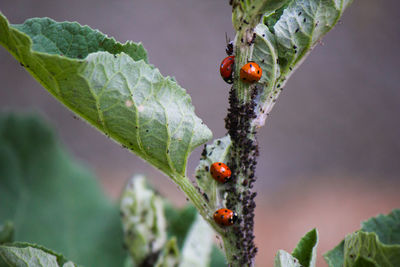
344;231;400;267
179;214;214;267
120;175;167;266
292;228;318;267
250;0;353;127
0;113;125;267
274;250;302;267
0;243;76;267
0;13;212;177
194;136;231;209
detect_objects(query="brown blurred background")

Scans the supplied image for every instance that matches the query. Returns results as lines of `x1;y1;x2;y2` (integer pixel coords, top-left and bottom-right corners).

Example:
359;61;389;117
1;0;399;266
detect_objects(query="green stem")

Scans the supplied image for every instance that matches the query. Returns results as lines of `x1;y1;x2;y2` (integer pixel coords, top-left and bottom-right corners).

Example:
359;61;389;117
172;174;224;235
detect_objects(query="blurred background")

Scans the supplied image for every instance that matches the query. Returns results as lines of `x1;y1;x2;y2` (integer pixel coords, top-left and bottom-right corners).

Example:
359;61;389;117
1;0;399;266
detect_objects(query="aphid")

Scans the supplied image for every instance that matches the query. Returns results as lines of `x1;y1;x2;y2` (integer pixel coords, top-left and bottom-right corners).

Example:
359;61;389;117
220;56;235;84
210;162;232;183
240;62;262;83
213;208;238;226
225;33;234;56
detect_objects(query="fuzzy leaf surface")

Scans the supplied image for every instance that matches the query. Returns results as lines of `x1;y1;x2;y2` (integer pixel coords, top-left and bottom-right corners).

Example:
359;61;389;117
251;0;353;127
0;13;211;177
0;113;125;267
194;136;231;209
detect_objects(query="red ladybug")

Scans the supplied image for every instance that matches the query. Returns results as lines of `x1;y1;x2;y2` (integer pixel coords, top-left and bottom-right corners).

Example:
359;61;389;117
210;162;232;183
220;56;235;84
240;62;262;83
213;208;238;226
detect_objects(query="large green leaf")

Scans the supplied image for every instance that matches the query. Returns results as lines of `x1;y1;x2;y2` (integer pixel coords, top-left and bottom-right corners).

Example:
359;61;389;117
0;13;212;177
292;229;318;267
324;209;400;267
361;209;400;245
344;232;400;267
194;136;231;209
0;113;125;267
0;243;76;267
251;0;353;127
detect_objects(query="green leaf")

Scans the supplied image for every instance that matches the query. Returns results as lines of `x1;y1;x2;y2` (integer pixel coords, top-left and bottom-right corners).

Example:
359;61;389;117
120;175;167;266
179;214;214;267
344;232;400;267
324;241;344;267
251;0;352;127
324;209;400;267
194;136;231;209
274;250;302;267
361;209;400;245
0;222;13;244
0;13;212;177
164;204;197;249
0;113;125;267
0;243;76;267
292;228;318;267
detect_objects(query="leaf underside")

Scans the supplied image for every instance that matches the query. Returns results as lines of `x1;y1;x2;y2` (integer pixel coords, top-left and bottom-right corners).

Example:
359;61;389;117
0;13;212;177
194;136;232;209
251;0;353;126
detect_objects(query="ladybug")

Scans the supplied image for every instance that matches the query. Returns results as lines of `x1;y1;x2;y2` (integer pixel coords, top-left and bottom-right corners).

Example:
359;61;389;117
210;162;232;183
213;208;238;226
220;56;235;84
240;62;262;83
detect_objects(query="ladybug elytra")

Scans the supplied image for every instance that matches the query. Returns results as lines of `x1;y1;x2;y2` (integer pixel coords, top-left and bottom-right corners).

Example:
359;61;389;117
213;208;238;226
220;56;235;84
240;62;262;83
210;162;232;183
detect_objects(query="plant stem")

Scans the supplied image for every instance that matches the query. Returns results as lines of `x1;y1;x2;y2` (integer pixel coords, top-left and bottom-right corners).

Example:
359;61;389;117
173;174;224;235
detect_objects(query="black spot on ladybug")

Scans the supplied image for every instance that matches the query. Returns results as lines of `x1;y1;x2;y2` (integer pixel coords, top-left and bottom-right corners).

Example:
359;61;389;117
249;64;253;68
257;70;260;74
218;163;221;166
